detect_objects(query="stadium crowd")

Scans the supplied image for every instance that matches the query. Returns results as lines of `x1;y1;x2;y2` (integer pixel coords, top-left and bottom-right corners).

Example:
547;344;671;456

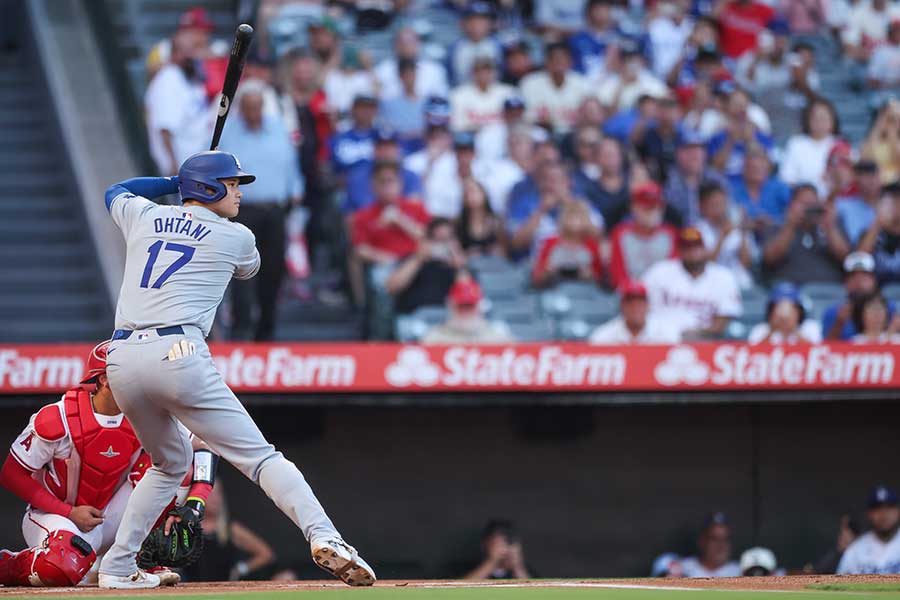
142;0;900;342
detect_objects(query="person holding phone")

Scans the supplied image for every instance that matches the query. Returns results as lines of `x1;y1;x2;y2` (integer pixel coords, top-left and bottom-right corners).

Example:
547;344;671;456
761;184;848;284
858;183;900;284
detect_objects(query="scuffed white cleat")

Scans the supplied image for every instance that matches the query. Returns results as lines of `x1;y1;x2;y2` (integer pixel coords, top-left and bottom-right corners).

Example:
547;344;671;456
98;569;160;589
311;538;376;586
146;566;180;586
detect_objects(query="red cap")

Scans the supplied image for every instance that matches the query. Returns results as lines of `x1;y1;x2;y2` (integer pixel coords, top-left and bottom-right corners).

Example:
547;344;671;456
618;280;648;300
179;7;215;32
828;140;853;167
632;181;663;207
80;340;111;384
449;279;483;306
678;226;704;246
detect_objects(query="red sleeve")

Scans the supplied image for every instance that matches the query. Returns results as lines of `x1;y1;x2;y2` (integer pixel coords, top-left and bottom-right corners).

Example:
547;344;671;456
608;225;628;289
586;238;604;282
350;209;370;247
0;454;71;517
665;225;679;258
532;237;557;285
186;482;212;504
406;200;431;225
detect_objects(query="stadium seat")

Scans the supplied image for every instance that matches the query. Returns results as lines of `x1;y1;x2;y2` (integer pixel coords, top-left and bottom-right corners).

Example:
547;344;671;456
394;315;430;343
883;283;900;304
394;306;449;342
468;254;515;274
487;297;539;323
803;282;845;304
476;270;527;300
506;319;555;342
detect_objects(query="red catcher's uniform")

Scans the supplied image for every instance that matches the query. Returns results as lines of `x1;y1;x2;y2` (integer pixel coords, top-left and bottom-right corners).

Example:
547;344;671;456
8;388;142;555
0;386;201;587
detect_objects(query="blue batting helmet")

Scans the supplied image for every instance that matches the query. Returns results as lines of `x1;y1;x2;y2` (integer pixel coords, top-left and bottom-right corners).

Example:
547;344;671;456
178;151;255;204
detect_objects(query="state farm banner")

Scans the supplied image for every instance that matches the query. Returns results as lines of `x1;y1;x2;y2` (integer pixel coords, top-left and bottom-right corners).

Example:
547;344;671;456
1;342;898;395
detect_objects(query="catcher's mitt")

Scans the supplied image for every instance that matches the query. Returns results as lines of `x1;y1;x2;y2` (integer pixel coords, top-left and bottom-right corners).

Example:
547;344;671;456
137;502;204;569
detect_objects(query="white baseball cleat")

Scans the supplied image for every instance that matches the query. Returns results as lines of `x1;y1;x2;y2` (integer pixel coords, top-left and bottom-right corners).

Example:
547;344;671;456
146;566;181;586
98;569;161;589
311;538;376;586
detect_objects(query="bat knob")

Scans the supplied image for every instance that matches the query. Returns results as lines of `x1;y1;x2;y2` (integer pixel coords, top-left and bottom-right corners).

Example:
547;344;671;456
237;23;254;39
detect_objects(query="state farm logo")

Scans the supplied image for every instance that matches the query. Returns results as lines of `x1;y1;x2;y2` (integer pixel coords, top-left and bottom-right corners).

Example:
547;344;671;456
385;345;626;388
654;345;895;387
385;348;440;387
654;346;710;386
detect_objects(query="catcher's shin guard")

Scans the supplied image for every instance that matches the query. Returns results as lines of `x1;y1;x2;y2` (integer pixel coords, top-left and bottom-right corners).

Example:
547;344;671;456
0;531;96;587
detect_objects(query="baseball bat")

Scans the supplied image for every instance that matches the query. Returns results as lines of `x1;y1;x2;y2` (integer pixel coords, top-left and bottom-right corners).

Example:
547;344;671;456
210;23;254;151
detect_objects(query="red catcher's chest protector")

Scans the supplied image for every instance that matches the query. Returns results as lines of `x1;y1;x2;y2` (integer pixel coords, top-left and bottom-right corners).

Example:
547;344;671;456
60;390;141;509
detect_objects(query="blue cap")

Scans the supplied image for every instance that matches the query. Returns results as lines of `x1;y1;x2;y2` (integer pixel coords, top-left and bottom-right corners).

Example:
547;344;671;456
503;95;525;111
767;18;791;36
453;131;476;148
676;129;705;148
704;511;728;529
868;485;899;508
770;282;802;305
464;1;493;18
353;93;378;106
769;282;808;321
424;95;450;127
375;127;399;144
714;79;737;96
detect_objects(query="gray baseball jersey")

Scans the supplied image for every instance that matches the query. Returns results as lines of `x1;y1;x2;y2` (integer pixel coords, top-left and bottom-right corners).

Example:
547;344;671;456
109;191;260;337
100;189;341;578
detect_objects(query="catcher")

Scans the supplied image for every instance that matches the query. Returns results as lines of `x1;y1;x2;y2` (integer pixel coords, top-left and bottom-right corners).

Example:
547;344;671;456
0;341;212;587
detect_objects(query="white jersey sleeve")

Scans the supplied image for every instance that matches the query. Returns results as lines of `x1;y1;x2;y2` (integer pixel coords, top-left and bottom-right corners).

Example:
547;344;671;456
10;404;70;472
711;264;743;318
233;224;261;281
109;193;157;238
836;540;861;574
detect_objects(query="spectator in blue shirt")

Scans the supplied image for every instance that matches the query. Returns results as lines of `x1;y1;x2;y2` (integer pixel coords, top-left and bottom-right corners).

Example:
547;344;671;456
378;58;427;155
329;94;379;174
218;81;304;341
728;145;790;227
708;87;774;178
664;128;728;226
822;252;894;340
447;2;503;85
343;128;423;215
837;160;883;247
568;0;636;80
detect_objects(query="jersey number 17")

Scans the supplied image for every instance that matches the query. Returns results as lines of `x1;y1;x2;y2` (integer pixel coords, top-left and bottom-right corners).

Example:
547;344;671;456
140;241;195;289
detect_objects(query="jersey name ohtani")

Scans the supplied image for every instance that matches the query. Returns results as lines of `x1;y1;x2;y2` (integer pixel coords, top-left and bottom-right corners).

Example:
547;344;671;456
153;216;211;241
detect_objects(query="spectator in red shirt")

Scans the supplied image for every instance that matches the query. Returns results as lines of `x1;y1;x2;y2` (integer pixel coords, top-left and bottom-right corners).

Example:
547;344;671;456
714;0;776;59
608;181;679;288
532;202;604;289
349;160;430;304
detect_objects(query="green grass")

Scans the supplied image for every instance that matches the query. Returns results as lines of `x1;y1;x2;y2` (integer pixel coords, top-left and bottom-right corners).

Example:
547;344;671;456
808;583;900;592
31;586;900;600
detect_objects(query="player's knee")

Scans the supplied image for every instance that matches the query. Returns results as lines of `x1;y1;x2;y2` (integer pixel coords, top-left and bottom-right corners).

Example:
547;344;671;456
31;530;96;586
154;448;193;481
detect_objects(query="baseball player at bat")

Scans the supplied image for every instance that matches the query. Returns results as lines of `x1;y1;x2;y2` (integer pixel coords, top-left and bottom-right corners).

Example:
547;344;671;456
96;151;375;589
0;341;212;587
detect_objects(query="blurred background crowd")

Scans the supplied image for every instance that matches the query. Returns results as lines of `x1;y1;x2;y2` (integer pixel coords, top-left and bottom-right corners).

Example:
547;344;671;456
140;0;900;344
180;482;900;580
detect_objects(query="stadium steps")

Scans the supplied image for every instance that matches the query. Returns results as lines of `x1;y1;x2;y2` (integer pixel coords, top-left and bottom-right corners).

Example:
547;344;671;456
0;45;111;342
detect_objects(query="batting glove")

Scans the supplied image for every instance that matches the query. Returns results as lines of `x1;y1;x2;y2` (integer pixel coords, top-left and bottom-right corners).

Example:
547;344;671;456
167;339;197;361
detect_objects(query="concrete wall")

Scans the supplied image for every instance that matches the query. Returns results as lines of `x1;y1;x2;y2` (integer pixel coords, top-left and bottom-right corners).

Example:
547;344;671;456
0;401;894;579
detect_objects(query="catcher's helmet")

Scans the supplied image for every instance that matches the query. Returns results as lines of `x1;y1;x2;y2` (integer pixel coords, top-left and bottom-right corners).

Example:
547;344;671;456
80;340;111;386
178;151;256;204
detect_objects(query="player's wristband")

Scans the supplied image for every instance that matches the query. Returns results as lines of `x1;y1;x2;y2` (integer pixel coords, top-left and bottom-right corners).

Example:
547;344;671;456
192;449;218;486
